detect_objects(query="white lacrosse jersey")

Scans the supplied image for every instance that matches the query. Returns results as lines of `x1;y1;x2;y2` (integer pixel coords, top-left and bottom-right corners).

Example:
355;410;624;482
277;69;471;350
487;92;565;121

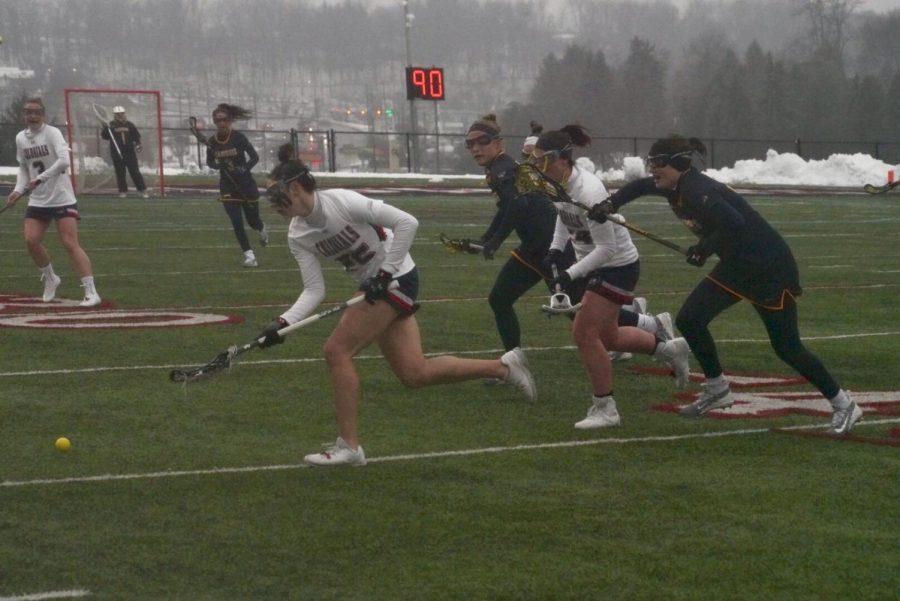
281;188;418;323
550;165;639;278
15;124;76;207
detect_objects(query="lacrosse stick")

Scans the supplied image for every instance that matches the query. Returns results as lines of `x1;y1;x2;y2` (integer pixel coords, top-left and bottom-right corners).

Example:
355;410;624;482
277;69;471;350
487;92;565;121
439;232;483;254
541;263;581;316
1;180;41;214
188;115;249;201
515;163;689;256
863;181;899;195
91;103;123;159
169;294;368;383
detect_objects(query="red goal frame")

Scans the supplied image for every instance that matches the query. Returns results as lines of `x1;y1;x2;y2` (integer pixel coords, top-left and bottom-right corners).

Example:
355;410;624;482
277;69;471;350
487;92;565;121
63;88;166;196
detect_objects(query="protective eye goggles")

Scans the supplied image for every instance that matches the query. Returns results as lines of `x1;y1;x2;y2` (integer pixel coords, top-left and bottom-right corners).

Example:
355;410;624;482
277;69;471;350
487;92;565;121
265;172;304;208
529;145;571;171
464;134;499;149
646;150;693;168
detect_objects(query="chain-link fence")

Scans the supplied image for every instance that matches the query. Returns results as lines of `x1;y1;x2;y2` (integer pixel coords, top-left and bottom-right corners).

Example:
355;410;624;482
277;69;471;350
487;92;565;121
2;123;898;175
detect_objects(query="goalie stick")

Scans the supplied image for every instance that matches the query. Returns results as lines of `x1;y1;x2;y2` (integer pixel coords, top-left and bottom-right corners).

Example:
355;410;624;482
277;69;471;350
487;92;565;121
169;294;368;384
439;232;483;254
863;181;899;195
91;103;123;159
188;116;249;201
515;162;689;256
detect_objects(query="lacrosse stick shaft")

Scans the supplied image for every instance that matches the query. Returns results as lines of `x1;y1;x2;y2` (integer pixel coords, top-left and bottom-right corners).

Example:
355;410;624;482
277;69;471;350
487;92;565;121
92;103;123;158
606;214;689;256
270;294;367;341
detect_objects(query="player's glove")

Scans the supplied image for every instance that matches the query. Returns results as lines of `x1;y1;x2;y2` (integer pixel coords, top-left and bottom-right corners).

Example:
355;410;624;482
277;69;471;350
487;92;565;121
551;269;573;291
257;317;288;348
135;144;143;153
360;269;393;304
541;249;564;276
587;199;614;223
685;245;708;267
481;240;497;260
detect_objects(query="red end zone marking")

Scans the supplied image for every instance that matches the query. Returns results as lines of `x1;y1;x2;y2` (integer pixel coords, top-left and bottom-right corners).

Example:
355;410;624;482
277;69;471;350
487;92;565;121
653;391;900;419
0;311;243;329
629;365;808;389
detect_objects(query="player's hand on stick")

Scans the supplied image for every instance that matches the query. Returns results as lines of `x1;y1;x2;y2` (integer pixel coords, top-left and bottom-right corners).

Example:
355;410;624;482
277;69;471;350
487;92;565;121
686;245;708;267
257;317;288;348
551;269;573;292
541;249;564;276
587;199;614;223
135;144;143;153
360;269;394;304
481;240;497;260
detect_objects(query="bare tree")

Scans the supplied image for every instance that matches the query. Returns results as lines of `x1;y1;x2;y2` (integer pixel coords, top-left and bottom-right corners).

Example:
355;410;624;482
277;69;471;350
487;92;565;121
793;0;862;62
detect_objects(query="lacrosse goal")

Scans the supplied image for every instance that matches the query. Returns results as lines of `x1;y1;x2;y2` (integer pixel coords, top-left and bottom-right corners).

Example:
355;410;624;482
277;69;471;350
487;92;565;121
64;88;165;196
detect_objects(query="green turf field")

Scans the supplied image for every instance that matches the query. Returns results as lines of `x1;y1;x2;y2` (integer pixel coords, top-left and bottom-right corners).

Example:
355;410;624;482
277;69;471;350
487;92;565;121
0;192;897;600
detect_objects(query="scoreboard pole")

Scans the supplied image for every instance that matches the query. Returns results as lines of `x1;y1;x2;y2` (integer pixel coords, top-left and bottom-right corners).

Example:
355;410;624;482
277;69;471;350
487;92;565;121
403;0;419;172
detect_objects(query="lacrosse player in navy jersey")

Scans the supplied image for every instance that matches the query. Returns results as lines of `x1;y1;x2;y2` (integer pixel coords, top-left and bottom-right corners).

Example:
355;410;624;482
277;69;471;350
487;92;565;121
590;135;862;434
532;125;691;429
206;103;268;267
256;149;537;467
4;98;101;307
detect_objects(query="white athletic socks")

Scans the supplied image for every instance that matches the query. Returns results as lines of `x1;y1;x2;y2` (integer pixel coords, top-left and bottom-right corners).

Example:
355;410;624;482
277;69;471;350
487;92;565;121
637;313;658;334
829;389;851;410
705;374;729;394
40;263;56;277
80;275;97;295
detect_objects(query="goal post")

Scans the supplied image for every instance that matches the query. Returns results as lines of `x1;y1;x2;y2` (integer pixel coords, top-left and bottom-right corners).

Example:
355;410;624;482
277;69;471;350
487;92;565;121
64;88;165;197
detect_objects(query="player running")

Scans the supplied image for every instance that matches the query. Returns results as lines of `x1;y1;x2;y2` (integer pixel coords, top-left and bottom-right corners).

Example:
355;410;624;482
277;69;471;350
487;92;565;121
532;125;690;429
464;115;664;363
4;97;101;307
590;135;862;434
256;149;536;467
206;103;268;267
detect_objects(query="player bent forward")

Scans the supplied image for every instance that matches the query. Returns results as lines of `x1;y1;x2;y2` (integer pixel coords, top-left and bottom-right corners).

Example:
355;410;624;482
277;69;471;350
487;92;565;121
4;97;101;306
257;155;537;467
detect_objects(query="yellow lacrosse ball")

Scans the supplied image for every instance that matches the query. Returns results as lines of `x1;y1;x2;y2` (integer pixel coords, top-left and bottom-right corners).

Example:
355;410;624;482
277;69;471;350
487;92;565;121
55;437;71;452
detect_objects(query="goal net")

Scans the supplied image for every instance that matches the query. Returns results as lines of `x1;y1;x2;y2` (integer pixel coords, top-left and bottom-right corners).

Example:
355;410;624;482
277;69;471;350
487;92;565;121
64;89;165;196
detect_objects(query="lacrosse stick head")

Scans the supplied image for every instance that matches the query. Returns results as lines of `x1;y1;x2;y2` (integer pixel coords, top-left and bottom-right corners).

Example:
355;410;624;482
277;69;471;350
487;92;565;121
169;345;239;384
91;102;111;124
541;291;581;316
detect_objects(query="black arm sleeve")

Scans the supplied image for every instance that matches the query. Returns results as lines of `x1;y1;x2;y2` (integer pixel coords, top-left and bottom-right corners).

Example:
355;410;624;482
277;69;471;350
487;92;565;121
608;177;665;211
479;202;506;244
482;178;526;249
692;191;746;255
206;145;217;170
100;126;110;141
240;134;259;170
130;122;141;145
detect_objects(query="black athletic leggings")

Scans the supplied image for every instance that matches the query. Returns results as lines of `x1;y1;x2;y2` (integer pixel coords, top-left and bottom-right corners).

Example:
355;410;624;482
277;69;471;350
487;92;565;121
222;201;264;252
675;278;840;398
489;256;543;351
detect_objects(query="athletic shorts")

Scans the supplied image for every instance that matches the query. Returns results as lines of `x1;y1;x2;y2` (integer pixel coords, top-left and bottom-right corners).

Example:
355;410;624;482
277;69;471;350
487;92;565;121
25;204;80;222
707;255;801;309
367;267;420;316
583;260;640;305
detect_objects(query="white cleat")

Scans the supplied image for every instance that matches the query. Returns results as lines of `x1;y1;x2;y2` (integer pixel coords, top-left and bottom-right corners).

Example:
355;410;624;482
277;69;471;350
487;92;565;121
656;337;692;389
679;385;734;418
575;396;621;429
829;400;863;435
501;347;537;401
118;192;127;198
654;312;675;342
304;437;367;467
79;291;102;307
608;351;633;361
242;250;258;268
141;191;150;199
41;273;61;302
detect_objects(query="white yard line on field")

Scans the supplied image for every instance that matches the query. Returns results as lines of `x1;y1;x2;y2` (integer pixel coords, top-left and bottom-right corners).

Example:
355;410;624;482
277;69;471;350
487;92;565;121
2;419;897;489
0;591;90;601
1;331;898;379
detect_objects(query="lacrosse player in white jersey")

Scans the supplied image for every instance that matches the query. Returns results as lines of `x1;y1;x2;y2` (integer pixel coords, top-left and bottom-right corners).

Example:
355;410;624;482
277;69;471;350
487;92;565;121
4;98;101;307
533;125;690;429
257;148;536;467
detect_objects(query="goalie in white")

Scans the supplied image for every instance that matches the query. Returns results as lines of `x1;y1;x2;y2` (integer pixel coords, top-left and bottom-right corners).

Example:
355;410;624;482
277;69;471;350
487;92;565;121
4;97;101;307
257;148;537;467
